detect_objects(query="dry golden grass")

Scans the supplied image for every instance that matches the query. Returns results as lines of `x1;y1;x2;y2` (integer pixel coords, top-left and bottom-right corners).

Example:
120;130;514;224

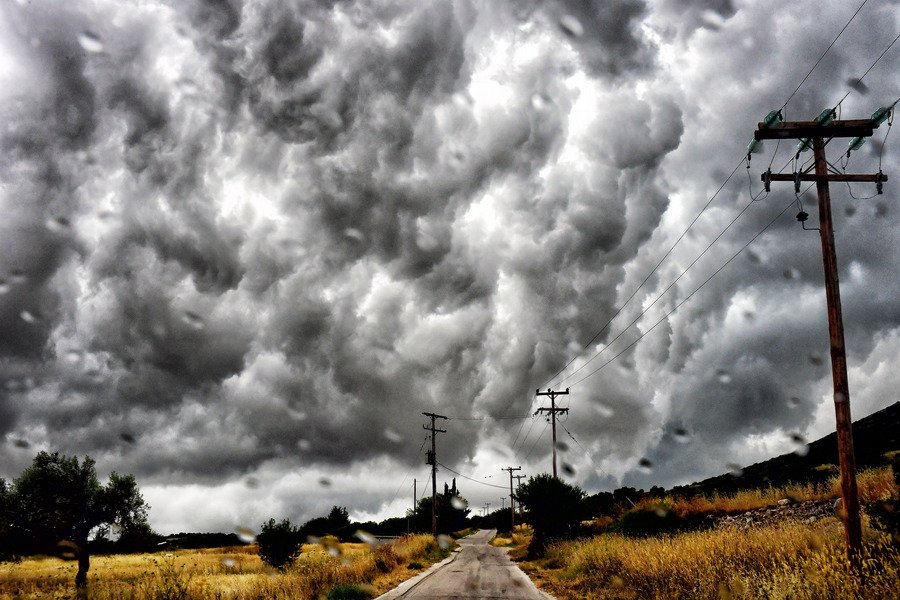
0;534;447;600
534;520;899;599
632;467;898;518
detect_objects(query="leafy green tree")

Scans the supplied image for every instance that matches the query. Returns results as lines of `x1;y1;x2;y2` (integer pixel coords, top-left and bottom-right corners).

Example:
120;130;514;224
515;474;586;556
257;518;302;570
327;506;350;530
11;451;149;594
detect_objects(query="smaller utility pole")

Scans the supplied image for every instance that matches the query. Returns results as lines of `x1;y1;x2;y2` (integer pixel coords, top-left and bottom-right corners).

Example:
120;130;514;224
513;474;526;519
500;498;506;510
423;412;448;537
410;479;416;534
535;388;569;478
502;466;522;531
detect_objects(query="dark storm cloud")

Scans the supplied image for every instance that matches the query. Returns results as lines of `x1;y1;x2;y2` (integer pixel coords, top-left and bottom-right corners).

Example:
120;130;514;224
0;0;897;531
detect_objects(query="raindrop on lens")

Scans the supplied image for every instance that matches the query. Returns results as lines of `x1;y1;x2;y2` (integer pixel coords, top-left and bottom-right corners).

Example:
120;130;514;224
245;477;259;489
789;432;809;456
716;369;732;384
318;477;332;487
637;458;653;473
834;392;847;404
235;527;256;544
745;250;761;264
355;530;377;546
45;216;71;232
0;279;8;294
562;462;575;476
77;31;104;53
554;440;569;452
13;439;30;449
846;78;869;95
451;496;468;510
782;268;800;280
119;432;135;444
182;311;205;330
558;14;584;37
727;463;744;477
344;228;365;242
808;353;824;366
845;205;857;217
437;534;451;549
222;558;236;568
743;311;755;322
531;93;551;111
673;428;691;443
20;310;38;324
789;396;802;408
593;403;614;418
383;428;402;443
874;202;887;217
297;439;311;451
65;350;83;363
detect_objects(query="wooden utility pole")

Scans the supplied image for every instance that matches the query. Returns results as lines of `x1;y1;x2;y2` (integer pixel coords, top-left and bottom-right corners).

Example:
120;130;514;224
535;388;569;478
754;111;889;572
502;466;522;531
410;479;416;534
513;474;526;519
422;412;448;537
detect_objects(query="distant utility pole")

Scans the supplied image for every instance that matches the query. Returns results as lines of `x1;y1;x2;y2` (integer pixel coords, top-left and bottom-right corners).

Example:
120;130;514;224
754;109;890;572
535;388;569;478
422;412;448;537
500;498;506;510
513;474;526;518
502;466;522;531
410;479;416;534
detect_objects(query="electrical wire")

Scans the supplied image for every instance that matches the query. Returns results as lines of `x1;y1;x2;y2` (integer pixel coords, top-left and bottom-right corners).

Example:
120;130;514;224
568;196;799;387
555;181;761;387
435;462;509;490
388;434;430;504
558;421;610;480
780;0;871;112
834;31;900;110
522;422;549;462
541;157;747;390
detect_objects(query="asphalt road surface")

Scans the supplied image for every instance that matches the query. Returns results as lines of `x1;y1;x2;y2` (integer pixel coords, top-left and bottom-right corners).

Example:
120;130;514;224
376;529;555;600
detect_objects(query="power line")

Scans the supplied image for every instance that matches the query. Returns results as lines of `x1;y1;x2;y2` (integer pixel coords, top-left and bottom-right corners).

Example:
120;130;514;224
541;158;747;389
781;0;871;111
435;462;509;490
523;422;549;462
834;31;900;110
569;196;799;387
555;175;762;386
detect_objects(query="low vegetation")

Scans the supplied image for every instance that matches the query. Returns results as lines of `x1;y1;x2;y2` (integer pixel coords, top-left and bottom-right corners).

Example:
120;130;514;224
0;534;450;599
512;466;900;599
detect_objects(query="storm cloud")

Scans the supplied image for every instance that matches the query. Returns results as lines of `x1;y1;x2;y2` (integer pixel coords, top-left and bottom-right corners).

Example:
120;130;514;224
0;0;897;532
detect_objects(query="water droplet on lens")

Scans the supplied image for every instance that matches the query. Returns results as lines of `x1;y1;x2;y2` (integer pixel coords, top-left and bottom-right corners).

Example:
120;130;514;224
789;432;809;456
297;439;311;451
344;228;365;242
0;279;9;295
13;438;30;449
437;534;451;549
727;463;744;477
531;93;552;111
808;353;824;366
450;496;468;510
846;78;869;95
745;249;761;263
355;530;377;546
558;15;584;37
65;350;83;363
874;202;887;217
326;545;341;557
77;31;104;53
593;403;614;418
222;558;236;568
789;396;802;408
234;527;256;544
743;311;755;322
20;310;38;324
119;432;135;444
562;462;575;476
834;392;847;403
673;428;691;443
716;369;732;384
318;477;332;487
637;458;653;473
383;428;402;443
554;440;569;452
845;205;856;217
45;216;72;232
782;267;800;280
182;311;205;330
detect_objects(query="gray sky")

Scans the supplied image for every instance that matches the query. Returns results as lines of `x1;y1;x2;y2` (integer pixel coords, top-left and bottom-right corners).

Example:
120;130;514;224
0;0;897;534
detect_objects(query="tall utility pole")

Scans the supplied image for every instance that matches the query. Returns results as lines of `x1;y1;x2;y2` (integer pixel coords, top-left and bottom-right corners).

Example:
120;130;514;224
422;412;448;537
535;388;569;478
503;466;522;531
754;110;889;572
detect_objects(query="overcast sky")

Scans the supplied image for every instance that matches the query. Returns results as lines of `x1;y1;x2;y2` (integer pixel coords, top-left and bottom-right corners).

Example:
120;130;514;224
0;0;897;535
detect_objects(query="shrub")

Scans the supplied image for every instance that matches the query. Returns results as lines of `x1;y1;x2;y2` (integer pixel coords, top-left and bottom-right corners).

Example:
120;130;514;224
326;583;374;599
407;561;423;569
373;543;400;573
257;518;302;570
610;505;706;538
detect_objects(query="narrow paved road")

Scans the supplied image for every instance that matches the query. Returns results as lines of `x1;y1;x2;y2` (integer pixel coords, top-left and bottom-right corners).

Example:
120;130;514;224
376;530;554;600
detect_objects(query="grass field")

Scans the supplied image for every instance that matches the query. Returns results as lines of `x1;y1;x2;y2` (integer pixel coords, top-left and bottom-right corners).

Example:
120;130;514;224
0;535;449;599
514;466;900;599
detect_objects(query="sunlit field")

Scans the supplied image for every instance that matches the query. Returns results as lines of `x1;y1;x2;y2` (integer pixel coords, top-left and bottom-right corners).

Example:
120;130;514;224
512;467;900;599
0;535;447;599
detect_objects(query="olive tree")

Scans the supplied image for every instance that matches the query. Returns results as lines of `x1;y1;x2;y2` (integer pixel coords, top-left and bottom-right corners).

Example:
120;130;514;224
10;451;149;594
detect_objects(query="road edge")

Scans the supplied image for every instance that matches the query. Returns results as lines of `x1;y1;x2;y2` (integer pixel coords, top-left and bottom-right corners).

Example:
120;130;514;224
373;548;461;599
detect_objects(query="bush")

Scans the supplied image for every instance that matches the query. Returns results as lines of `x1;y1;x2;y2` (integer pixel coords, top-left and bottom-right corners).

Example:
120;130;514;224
326;583;374;599
257;518;302;570
515;474;586;556
373;543;400;573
